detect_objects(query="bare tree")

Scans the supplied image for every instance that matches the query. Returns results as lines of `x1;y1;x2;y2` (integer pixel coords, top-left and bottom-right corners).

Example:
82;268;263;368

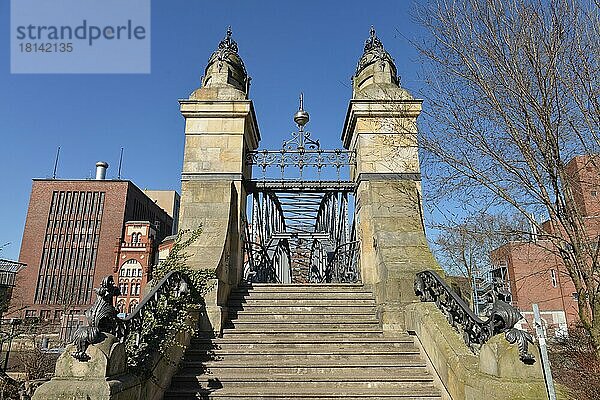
432;211;527;308
412;0;600;351
549;323;600;399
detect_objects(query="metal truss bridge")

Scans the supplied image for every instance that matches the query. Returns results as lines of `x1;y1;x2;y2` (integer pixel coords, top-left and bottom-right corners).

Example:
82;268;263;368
243;94;359;284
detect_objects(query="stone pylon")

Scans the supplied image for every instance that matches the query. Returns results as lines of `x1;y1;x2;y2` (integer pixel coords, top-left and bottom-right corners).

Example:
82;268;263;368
342;27;443;331
179;27;260;334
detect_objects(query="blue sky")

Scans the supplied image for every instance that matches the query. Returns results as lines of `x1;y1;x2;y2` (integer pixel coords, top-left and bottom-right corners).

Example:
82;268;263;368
0;1;428;260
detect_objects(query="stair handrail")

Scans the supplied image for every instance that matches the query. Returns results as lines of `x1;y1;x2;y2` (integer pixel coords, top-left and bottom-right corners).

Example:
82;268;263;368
70;271;190;362
414;270;535;364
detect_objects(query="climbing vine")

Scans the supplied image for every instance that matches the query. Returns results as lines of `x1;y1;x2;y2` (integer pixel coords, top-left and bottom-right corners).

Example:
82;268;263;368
124;226;215;378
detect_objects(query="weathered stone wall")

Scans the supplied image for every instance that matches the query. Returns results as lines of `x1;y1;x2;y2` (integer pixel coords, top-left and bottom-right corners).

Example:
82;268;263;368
178;98;259;334
405;302;569;400
342;97;444;331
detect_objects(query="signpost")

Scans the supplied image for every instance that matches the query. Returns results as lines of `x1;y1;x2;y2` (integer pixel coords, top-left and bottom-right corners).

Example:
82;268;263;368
532;303;557;400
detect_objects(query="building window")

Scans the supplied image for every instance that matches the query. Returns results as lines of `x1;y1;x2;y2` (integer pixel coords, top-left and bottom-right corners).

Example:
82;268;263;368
128;300;138;313
40;310;51;320
572;292;579;301
550;269;558;288
116;300;125;314
25;310;37;318
592;191;597;197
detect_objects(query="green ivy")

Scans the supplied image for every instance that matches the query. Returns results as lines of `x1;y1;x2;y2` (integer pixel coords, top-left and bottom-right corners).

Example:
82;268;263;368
124;226;215;378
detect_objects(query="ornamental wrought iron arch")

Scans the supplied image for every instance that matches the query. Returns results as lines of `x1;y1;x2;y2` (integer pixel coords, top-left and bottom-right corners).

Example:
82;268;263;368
243;94;359;283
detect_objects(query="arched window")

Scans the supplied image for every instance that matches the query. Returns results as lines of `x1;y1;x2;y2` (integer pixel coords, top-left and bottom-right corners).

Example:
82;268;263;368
119;260;142;282
116;300;125;314
128;300;138;313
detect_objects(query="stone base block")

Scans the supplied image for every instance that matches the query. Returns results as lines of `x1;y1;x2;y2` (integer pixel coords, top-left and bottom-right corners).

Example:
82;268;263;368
404;302;567;400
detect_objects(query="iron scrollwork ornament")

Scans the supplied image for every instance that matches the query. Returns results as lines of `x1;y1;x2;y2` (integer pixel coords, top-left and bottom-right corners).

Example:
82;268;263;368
70;271;190;362
414;270;535;364
71;275;121;362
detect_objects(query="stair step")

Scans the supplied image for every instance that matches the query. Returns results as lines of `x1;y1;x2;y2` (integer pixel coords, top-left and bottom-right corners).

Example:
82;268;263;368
229;292;375;300
229;298;375;309
163;386;441;399
242;283;365;289
177;365;433;378
169;382;438;391
231;312;377;321
167;381;438;393
228;305;377;313
171;373;434;384
188;343;418;353
184;352;422;363
192;335;413;344
227;321;381;331
221;332;384;339
185;355;426;368
234;286;370;294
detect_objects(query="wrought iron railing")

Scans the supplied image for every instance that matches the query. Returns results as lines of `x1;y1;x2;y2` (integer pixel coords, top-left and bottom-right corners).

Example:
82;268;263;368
327;240;360;283
243;240;290;284
245;93;355;181
115;271;189;343
414;270;535;364
70;272;190;362
309;240;360;283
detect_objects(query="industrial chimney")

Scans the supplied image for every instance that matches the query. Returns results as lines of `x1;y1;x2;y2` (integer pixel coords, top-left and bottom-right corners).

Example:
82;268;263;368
95;161;108;180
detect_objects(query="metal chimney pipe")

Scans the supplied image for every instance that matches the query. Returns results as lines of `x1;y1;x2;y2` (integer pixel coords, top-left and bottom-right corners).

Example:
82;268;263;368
95;161;108;180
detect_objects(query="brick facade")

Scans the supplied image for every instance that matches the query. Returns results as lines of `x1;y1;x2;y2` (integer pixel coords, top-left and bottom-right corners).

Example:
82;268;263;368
14;179;173;322
114;221;156;314
492;155;599;335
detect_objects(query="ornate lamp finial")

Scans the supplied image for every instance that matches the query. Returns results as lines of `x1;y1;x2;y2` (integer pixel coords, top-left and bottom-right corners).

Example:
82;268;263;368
294;92;310;129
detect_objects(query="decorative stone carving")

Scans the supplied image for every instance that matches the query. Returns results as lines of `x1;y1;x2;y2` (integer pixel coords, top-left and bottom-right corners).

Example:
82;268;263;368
414;270;535;364
355;26;396;76
71;276;120;362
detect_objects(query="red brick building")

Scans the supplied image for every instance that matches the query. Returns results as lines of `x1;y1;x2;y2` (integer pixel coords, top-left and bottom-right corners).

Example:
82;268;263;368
492;155;599;336
113;223;178;315
14;163;173;322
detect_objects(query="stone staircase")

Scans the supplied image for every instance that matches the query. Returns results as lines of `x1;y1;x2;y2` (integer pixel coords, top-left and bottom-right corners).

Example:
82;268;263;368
163;284;442;400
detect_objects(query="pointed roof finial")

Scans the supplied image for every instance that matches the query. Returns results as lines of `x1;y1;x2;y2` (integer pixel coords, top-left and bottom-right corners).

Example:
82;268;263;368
299;92;304;111
363;25;383;53
355;26;395;77
218;26;238;53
